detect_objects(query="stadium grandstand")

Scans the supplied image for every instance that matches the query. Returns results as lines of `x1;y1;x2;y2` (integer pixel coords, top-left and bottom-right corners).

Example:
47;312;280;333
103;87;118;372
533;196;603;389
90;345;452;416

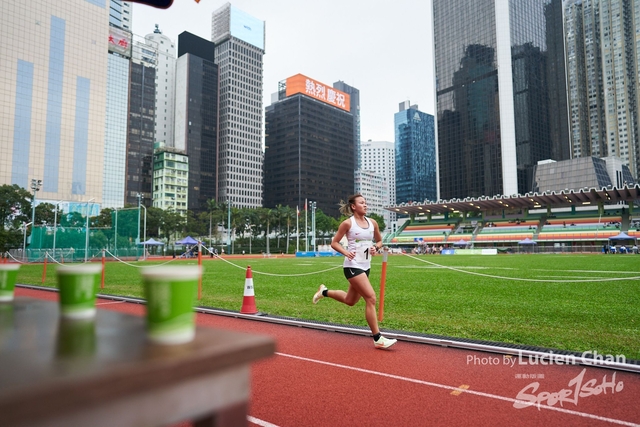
383;184;640;253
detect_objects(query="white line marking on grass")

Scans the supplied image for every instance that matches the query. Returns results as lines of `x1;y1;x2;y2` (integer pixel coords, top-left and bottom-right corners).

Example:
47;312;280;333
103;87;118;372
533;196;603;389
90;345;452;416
395;266;516;270
535;275;607;279
532;269;640;274
248;416;280;427
276;352;639;426
96;300;126;306
402;254;640;283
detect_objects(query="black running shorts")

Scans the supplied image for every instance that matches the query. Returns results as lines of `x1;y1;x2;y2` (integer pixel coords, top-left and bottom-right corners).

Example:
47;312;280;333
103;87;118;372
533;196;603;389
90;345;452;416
343;267;370;280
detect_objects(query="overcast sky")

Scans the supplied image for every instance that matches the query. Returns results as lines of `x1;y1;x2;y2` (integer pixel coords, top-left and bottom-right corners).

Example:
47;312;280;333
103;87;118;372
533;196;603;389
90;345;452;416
132;0;435;142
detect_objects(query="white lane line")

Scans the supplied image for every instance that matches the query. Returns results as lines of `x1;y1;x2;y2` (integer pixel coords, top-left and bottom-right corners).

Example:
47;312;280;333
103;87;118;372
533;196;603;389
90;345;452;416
248;415;280;427
276;352;639;427
96;300;126;306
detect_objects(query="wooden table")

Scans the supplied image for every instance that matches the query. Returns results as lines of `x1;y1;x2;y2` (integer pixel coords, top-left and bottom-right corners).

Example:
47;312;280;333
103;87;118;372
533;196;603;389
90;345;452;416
0;297;275;427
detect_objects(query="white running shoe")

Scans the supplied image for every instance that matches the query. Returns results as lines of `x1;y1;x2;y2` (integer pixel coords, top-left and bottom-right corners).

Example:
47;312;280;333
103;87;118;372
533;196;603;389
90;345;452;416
374;335;397;349
313;284;327;304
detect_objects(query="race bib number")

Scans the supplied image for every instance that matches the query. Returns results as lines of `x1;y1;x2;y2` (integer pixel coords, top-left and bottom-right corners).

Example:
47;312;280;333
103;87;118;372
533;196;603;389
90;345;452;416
355;240;373;263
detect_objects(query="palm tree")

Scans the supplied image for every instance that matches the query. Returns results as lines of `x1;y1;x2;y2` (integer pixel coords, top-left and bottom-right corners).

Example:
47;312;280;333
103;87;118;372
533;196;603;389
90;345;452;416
279;205;294;254
257;208;276;254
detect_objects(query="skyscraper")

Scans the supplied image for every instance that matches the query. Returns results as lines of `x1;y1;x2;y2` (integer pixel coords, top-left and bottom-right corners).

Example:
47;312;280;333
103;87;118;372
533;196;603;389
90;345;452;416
1;0;109;210
394;101;437;204
564;0;640;180
125;35;157;207
103;24;132;209
333;81;361;169
211;3;265;208
175;32;219;212
263;74;354;216
109;1;133;31
145;25;176;148
433;0;569;199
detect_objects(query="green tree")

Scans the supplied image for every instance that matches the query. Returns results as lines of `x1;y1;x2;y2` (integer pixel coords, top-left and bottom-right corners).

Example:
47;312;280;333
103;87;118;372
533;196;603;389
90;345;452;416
0;184;32;252
184;210;205;238
368;212;387;233
60;211;85;228
93;208;113;228
257;208;276;253
34;202;57;226
160;208;184;246
145;207;164;239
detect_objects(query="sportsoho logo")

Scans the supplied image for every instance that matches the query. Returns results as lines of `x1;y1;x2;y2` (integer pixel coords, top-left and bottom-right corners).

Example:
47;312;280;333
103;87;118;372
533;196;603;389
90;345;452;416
466;350;628;409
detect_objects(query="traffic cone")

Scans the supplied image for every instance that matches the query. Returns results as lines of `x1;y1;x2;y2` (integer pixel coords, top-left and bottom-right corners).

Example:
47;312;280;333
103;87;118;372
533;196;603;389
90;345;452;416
240;266;258;314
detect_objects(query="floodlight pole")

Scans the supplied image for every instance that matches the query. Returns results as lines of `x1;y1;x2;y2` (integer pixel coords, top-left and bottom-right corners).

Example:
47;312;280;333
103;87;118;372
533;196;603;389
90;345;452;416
114;208;118;257
22;222;32;262
30;179;42;231
52;200;64;260
311;201;317;252
141;204;147;259
84;198;95;262
227;198;231;254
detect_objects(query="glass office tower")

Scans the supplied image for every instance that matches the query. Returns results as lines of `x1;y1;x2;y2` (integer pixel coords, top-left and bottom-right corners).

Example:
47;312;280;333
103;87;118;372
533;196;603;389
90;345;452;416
1;0;109;205
333;81;361;170
175;32;219;212
433;0;569;199
394;101;437;204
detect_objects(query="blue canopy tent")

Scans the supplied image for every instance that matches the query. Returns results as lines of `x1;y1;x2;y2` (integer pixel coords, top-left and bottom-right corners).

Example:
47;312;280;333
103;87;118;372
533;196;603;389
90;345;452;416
138;238;164;246
608;232;637;253
518;237;537;253
176;236;198;245
518;237;537;245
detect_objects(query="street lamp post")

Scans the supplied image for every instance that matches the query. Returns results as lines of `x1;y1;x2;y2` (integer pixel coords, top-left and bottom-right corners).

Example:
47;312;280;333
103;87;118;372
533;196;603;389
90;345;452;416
137;194;142;244
227;198;231;254
52;200;64;260
29;179;42;253
84;198;95;262
311;201;317;252
246;219;252;254
30;179;42;228
22;222;32;262
140;204;147;259
114;208;118;257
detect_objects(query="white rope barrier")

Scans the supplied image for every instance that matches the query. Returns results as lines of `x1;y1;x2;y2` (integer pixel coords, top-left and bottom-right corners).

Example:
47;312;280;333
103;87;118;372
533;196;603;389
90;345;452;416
211;253;343;277
103;250;180;268
401;253;640;283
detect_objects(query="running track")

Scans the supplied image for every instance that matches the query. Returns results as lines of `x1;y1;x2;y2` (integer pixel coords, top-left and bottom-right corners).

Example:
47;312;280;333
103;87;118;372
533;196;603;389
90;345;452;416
15;287;640;427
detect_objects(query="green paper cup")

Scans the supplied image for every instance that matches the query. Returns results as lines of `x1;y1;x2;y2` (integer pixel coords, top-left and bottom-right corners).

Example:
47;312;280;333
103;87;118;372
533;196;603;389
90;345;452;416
141;266;200;345
56;264;102;319
0;264;20;302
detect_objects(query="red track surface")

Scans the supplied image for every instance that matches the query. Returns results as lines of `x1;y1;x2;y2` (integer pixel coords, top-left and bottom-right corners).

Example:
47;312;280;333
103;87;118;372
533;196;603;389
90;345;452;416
15;287;640;427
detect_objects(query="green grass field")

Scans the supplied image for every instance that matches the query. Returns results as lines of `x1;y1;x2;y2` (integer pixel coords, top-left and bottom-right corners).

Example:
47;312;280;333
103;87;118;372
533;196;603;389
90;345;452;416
14;253;640;359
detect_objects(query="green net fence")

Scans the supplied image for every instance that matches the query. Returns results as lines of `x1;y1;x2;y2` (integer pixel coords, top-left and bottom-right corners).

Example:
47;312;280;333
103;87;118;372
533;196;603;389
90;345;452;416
14;209;144;262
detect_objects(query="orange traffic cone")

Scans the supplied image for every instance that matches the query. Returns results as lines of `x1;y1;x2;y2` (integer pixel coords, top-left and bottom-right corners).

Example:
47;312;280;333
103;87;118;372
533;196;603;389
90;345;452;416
240;266;258;314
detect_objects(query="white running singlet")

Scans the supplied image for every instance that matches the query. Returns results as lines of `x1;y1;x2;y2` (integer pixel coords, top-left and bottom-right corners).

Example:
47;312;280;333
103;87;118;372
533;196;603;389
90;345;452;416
343;216;374;270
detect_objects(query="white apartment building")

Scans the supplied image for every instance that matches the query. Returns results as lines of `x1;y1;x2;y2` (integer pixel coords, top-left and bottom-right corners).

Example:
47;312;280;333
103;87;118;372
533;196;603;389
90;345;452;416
359;140;396;228
211;3;265;208
355;170;388;221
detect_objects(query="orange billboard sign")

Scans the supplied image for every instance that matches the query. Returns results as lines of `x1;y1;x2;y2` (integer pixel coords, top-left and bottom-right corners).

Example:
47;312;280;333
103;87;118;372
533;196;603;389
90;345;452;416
285;74;351;112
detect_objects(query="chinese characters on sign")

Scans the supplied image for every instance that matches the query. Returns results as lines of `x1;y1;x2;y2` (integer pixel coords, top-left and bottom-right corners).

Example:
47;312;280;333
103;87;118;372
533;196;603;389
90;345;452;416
285;74;350;112
108;26;132;58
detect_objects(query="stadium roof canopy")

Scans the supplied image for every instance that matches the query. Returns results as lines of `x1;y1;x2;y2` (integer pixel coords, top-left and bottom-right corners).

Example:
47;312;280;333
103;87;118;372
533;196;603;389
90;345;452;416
385;184;640;216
